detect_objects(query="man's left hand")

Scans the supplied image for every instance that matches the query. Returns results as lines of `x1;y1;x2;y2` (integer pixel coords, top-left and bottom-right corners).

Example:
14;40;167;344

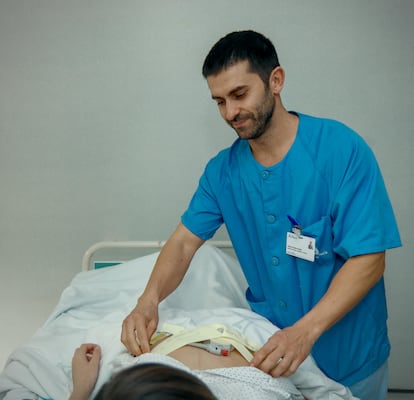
250;325;314;377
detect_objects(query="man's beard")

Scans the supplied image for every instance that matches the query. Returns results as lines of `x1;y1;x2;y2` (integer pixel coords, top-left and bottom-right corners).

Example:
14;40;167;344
229;90;275;140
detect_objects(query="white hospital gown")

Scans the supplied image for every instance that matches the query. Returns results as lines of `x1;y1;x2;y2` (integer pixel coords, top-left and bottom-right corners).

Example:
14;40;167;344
113;353;304;400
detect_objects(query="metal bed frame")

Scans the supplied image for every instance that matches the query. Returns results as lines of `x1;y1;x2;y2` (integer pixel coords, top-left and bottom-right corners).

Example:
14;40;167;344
81;240;233;271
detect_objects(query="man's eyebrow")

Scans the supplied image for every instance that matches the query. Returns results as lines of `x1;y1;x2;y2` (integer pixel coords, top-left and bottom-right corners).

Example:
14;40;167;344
211;85;248;100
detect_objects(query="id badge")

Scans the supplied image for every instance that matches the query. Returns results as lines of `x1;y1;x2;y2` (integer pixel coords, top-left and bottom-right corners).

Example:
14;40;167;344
286;231;316;262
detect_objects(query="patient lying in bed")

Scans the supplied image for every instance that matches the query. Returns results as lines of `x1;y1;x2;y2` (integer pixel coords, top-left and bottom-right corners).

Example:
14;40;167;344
0;245;358;400
70;341;296;400
71;307;357;400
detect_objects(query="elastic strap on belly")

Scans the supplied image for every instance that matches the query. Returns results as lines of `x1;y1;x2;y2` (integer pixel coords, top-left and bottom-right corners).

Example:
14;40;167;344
150;323;260;362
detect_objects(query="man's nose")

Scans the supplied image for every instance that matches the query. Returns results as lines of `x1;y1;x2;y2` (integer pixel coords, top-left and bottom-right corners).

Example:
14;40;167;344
224;101;240;122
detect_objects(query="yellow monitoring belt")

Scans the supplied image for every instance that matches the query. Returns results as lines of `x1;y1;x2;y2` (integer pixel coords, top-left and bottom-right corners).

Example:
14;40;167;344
150;323;261;362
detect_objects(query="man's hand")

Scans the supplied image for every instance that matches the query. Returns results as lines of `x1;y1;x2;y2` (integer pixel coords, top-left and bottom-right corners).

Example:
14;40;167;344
121;297;159;355
251;324;315;377
70;343;101;400
252;252;386;378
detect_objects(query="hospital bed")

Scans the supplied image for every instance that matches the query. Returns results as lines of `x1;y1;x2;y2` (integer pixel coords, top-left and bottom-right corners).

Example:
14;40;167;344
0;241;357;400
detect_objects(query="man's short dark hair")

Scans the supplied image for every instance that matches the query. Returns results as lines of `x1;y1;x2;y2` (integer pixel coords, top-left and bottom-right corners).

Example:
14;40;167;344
202;30;280;85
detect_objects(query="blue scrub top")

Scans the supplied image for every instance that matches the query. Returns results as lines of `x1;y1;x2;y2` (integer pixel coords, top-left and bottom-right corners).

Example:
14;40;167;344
182;112;401;385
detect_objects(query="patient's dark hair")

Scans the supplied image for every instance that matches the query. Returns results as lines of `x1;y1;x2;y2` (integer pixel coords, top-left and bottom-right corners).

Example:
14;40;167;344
94;363;217;400
202;30;280;85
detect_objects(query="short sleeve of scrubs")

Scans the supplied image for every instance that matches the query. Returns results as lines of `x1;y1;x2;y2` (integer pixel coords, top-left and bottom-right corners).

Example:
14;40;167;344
181;155;225;240
325;130;401;259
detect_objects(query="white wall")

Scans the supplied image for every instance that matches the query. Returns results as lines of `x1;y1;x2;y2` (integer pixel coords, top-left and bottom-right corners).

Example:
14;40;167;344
1;0;413;389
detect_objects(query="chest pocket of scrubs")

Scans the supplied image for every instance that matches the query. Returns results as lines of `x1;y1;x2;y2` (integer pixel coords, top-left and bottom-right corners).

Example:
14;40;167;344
301;216;334;265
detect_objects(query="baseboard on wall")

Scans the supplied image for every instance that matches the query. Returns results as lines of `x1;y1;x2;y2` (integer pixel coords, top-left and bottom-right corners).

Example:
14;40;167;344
388;389;414;393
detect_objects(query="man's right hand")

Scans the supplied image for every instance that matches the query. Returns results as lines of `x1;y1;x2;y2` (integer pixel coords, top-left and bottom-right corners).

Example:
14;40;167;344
121;297;159;355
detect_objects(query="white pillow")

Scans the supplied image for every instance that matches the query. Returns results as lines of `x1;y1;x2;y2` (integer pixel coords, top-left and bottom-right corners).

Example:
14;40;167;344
162;243;249;310
62;243;249;317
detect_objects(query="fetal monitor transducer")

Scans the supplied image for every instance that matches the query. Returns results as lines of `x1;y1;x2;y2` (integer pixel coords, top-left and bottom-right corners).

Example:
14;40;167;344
188;340;233;356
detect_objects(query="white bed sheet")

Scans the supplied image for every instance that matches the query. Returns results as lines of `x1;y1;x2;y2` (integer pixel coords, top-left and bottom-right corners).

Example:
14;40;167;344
0;244;356;400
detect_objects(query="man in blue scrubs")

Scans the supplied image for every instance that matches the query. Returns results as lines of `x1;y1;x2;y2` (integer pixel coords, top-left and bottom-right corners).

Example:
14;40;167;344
121;31;401;399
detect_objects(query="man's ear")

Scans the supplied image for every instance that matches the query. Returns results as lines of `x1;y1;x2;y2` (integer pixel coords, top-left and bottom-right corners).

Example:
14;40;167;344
269;66;285;96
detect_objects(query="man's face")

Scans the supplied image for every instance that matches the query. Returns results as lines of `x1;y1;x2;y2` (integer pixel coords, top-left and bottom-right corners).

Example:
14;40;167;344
207;61;275;140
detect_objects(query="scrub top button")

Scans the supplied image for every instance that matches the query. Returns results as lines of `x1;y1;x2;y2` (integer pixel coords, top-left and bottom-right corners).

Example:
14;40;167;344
261;171;270;179
271;256;280;266
278;300;287;308
266;214;276;224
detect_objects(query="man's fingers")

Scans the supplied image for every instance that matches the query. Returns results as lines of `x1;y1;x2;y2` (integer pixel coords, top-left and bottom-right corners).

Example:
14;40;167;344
135;323;151;354
121;301;159;356
267;355;288;377
252;337;304;378
251;332;292;377
121;315;144;355
251;338;280;369
252;350;285;375
280;357;301;377
250;348;266;368
268;354;302;377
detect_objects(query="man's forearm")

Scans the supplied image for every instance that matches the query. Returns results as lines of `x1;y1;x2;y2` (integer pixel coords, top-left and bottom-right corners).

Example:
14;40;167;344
140;222;205;304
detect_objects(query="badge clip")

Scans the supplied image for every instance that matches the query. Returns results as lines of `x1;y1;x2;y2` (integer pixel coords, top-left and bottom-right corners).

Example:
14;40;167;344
287;215;302;236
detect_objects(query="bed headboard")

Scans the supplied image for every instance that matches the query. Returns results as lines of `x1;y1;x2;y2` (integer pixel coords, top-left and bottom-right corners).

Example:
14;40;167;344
81;240;233;271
